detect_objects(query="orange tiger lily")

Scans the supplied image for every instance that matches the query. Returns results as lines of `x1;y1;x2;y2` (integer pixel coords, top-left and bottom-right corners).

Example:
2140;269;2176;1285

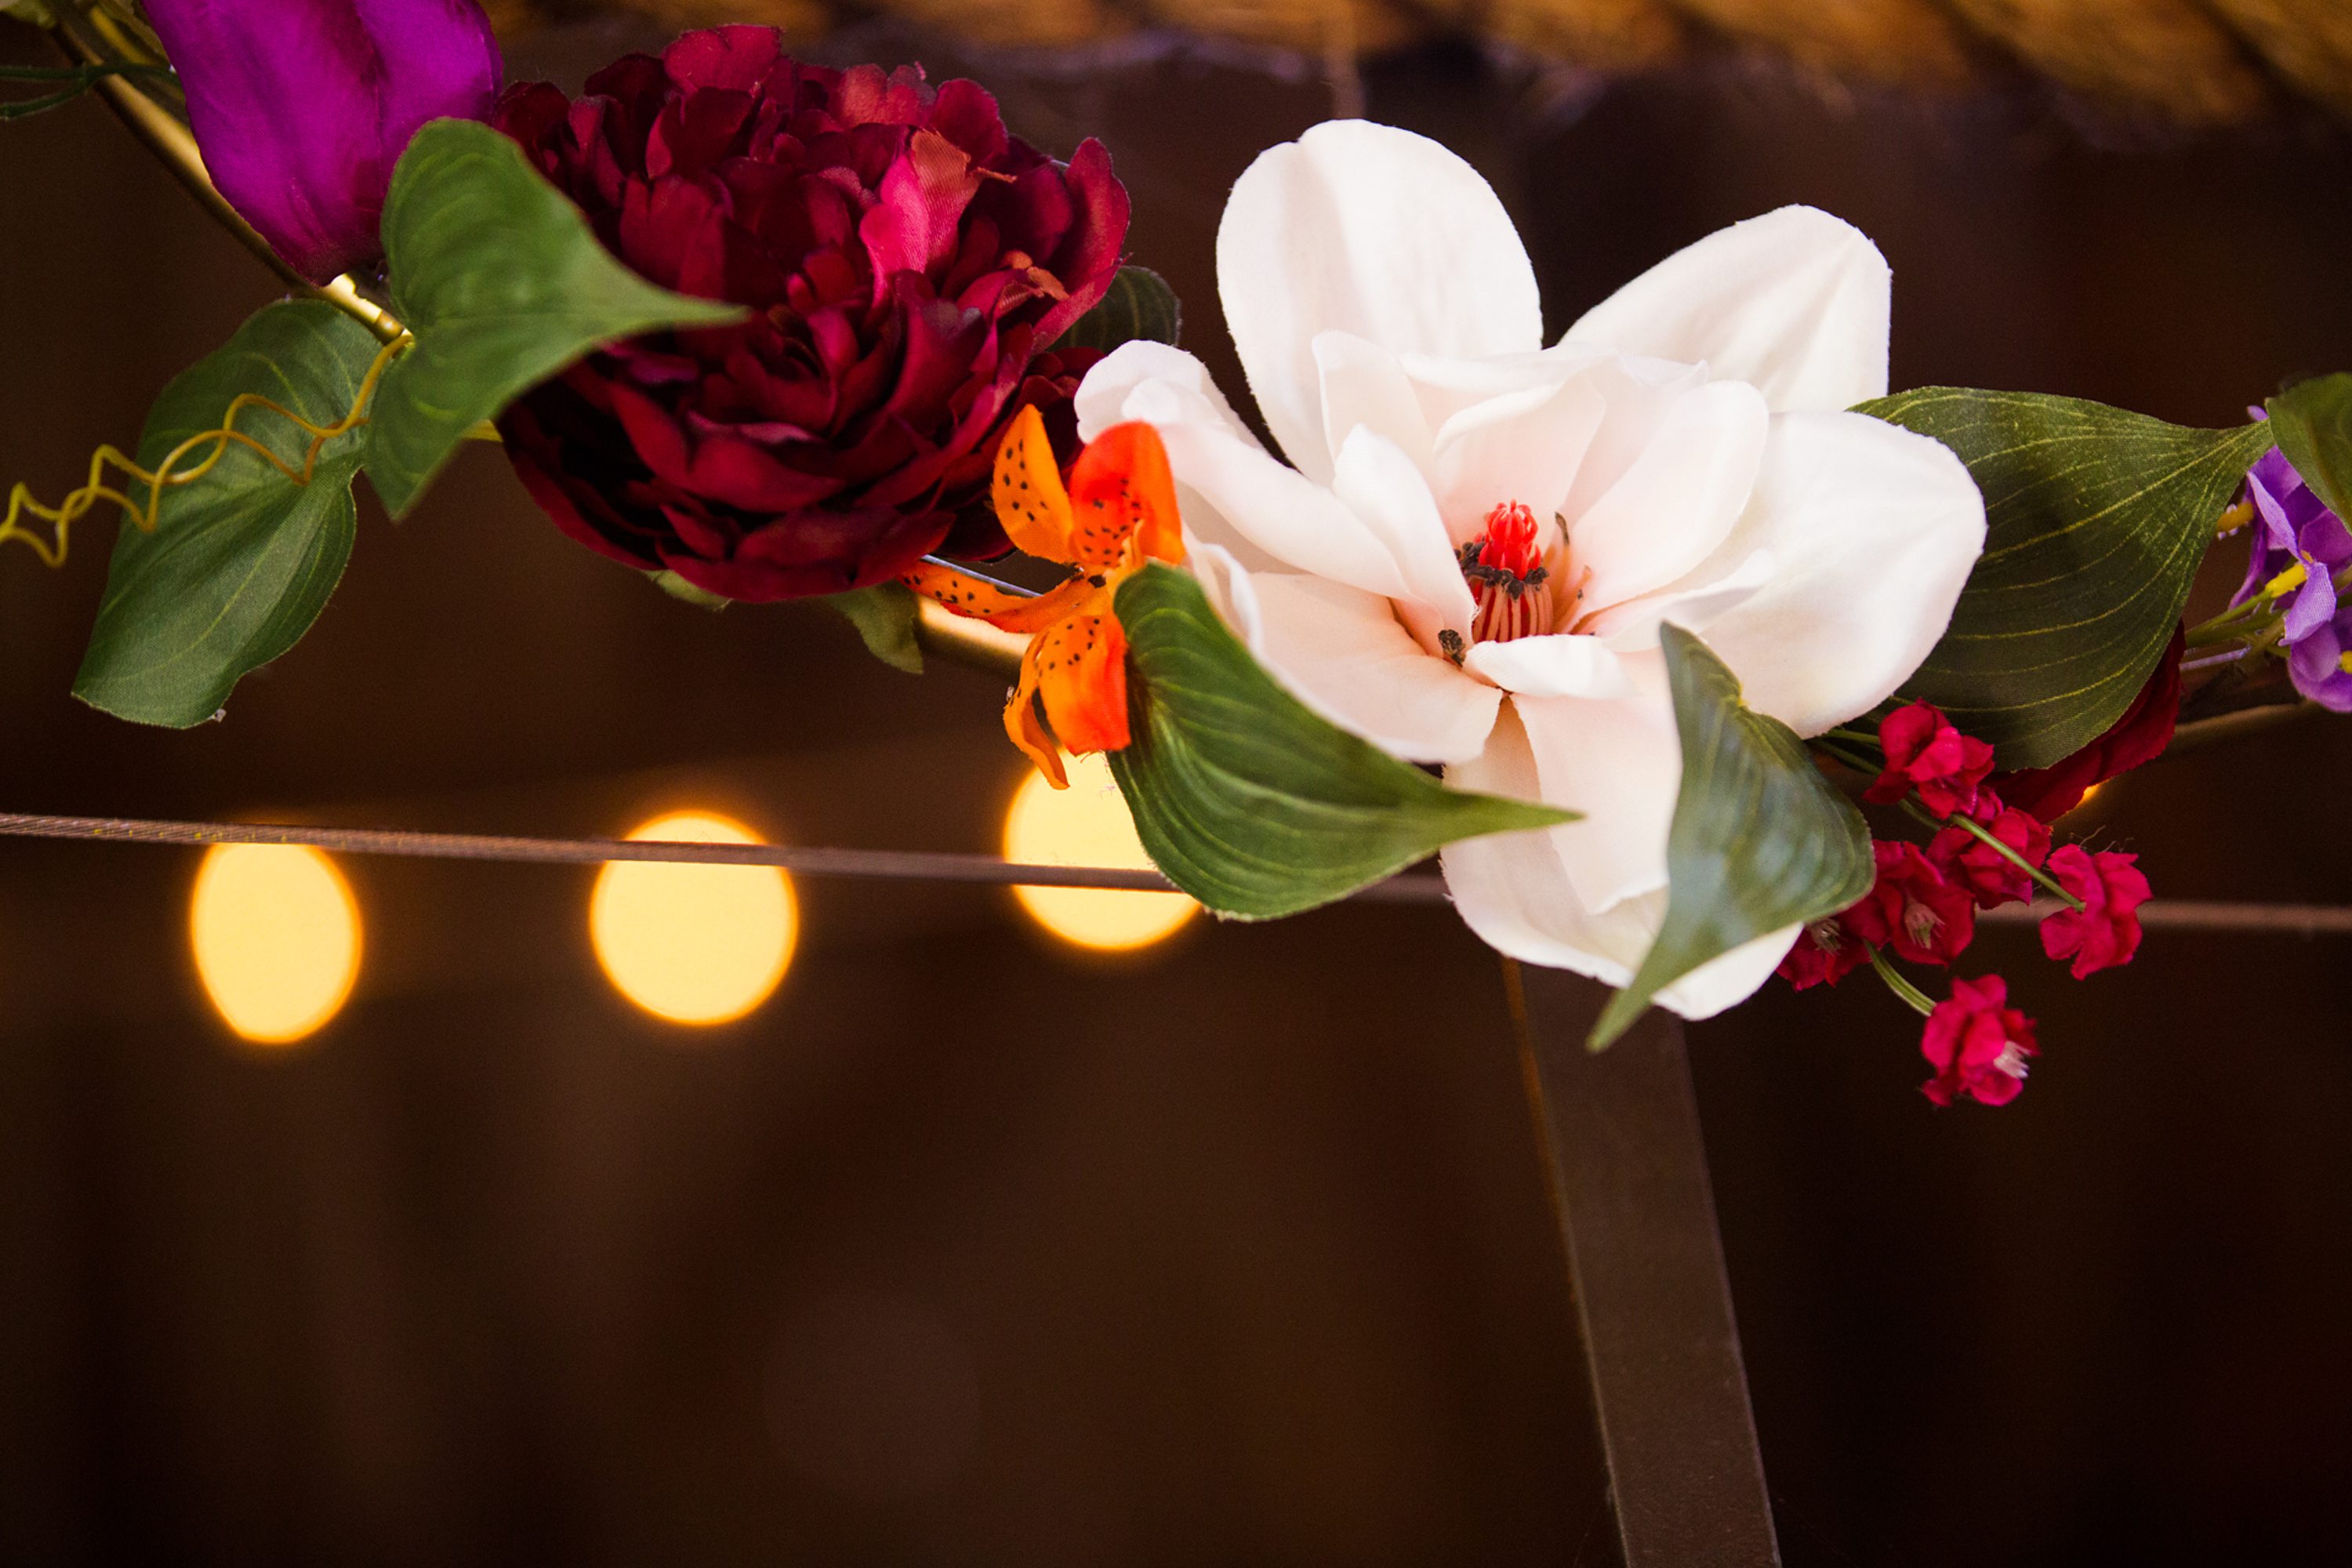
902;405;1185;787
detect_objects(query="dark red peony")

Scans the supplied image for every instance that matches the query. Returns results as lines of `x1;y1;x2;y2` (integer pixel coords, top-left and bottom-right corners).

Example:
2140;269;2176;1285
491;26;1128;600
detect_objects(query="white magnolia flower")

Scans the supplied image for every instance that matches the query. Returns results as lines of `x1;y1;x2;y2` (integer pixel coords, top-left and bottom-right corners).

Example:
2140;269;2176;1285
1076;121;1985;1016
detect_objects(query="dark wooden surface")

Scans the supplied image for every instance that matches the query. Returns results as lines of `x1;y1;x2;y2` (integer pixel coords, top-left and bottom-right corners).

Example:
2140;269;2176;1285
1512;964;1780;1568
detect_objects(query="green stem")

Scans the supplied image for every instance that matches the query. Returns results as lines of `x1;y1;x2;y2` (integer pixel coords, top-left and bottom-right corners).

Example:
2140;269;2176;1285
1899;797;2083;911
1868;946;1938;1018
0;62;172;81
1813;738;1880;777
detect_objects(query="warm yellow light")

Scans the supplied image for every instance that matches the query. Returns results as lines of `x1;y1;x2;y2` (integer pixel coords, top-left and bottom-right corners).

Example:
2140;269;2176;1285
189;844;363;1046
590;811;797;1026
1002;753;1196;953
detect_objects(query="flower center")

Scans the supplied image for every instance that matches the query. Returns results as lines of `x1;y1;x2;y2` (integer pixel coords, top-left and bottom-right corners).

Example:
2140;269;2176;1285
1901;898;1941;948
1991;1043;2031;1082
1459;502;1559;644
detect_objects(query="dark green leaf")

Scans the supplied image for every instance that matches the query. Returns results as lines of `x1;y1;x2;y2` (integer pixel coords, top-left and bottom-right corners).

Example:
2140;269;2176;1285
818;582;924;674
74;301;380;727
2267;373;2352;522
1054;266;1181;355
367;118;743;517
1106;562;1571;918
1588;625;1872;1050
1860;387;2269;768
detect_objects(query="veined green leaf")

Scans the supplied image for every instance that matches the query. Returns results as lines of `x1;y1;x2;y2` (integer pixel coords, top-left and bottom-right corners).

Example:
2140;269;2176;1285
1107;562;1571;919
2267;373;2352;522
367;118;743;517
74;300;380;728
1054;266;1181;355
1859;387;2269;768
1589;626;1873;1050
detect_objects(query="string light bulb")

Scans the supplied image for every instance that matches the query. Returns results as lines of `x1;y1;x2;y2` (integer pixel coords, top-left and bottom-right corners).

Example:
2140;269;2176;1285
590;811;797;1026
188;843;363;1045
1002;753;1196;953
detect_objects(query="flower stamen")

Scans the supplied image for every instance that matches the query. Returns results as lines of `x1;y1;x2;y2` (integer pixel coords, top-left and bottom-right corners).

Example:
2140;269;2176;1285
1461;501;1559;644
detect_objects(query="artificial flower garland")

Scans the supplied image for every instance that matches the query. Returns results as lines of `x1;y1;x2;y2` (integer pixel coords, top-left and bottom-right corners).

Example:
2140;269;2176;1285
5;1;2345;1107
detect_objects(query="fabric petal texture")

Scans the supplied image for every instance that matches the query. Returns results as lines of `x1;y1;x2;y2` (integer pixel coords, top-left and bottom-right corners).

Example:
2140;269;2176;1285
1218;120;1543;484
1684;410;1985;736
147;0;503;283
1563;205;1891;414
492;30;1130;600
1243;572;1503;764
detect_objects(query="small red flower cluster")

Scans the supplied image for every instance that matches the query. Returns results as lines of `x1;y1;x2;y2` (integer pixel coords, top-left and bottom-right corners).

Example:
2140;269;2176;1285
1783;688;2165;1109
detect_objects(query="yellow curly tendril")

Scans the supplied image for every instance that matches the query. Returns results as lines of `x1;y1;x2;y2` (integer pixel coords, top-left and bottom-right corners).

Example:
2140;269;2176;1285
0;333;407;570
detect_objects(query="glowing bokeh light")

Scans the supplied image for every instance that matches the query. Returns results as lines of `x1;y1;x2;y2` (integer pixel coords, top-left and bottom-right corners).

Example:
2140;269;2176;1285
1002;753;1196;953
189;844;363;1046
590;811;797;1025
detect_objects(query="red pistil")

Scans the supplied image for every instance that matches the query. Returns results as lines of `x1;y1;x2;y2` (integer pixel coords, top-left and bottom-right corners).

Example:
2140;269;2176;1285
1460;501;1558;644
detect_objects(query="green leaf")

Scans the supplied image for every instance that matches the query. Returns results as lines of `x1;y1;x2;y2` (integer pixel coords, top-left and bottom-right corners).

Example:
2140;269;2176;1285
1588;625;1872;1051
2267;374;2352;523
648;568;729;611
1054;266;1181;355
1860;387;2270;768
818;582;924;674
1105;561;1572;918
367;118;743;517
74;301;381;727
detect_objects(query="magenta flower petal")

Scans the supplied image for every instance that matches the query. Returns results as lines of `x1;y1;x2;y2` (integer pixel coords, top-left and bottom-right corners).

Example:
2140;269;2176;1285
146;0;502;283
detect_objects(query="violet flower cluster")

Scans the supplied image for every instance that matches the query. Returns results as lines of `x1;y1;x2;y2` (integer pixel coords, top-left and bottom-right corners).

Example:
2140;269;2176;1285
2229;444;2352;710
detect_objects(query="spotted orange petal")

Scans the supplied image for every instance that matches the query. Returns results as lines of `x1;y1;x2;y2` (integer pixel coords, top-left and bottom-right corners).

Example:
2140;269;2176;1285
901;559;1094;634
1034;611;1130;757
1067;420;1185;569
1004;648;1069;789
990;404;1075;564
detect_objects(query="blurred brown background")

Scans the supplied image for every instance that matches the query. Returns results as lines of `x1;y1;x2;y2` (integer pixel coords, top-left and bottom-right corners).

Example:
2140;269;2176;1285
3;14;2350;1565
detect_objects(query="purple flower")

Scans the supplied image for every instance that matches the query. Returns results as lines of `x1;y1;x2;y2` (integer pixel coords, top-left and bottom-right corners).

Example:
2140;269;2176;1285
145;0;503;283
2227;443;2352;710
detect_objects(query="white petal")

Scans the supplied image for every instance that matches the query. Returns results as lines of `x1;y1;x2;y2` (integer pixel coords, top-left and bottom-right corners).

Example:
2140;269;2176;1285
1189;540;1262;640
1464;633;1628;699
1439;703;1653;985
1563;205;1891;414
1653;926;1801;1019
1083;358;1283;572
1246;572;1501;764
1515;662;1681;914
1556;355;1711;525
1152;417;1413;601
1328;426;1475;633
1429;377;1606;544
1440;707;1795;1019
1584;547;1777;649
1568;379;1769;615
1316;331;1433;472
1692;410;1985;736
1400;341;1611;433
1076;341;1256;445
1219;120;1542;483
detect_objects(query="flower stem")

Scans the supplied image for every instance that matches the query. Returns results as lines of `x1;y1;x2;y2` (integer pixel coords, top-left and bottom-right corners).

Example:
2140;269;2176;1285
1900;798;2085;911
1868;946;1937;1018
1812;738;1880;778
